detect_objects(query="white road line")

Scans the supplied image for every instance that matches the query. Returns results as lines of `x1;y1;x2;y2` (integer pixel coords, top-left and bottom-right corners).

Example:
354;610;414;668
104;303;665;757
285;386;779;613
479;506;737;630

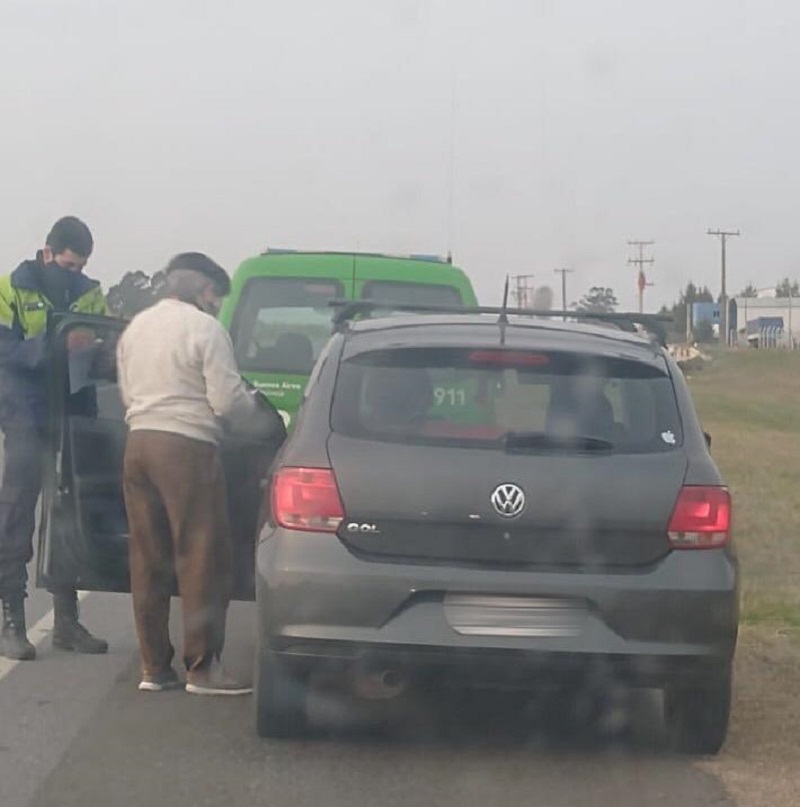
0;591;91;682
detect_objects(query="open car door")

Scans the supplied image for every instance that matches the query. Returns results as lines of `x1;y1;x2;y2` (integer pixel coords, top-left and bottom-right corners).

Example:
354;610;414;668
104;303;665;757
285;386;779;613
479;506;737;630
37;313;273;600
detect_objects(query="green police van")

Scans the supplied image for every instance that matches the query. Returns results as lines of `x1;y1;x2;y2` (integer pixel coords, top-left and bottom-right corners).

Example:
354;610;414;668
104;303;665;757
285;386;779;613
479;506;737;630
218;249;479;428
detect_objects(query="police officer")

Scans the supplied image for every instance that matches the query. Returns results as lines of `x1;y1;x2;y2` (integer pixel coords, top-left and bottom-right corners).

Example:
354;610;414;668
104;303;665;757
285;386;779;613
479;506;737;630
0;216;109;659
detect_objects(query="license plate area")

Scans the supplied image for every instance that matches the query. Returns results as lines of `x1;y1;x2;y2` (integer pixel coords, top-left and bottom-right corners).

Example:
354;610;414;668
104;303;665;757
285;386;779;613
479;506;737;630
443;594;588;637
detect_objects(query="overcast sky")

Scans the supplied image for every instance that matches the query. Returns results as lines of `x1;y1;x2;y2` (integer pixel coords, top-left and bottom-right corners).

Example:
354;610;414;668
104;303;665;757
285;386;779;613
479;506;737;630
1;0;798;309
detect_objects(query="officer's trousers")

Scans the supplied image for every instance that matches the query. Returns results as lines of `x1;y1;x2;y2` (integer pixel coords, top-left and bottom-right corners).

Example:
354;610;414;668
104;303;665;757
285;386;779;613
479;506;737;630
0;423;43;599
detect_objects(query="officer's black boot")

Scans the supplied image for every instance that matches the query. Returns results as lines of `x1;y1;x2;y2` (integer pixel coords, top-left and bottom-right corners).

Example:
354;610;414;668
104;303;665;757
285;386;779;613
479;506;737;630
1;595;36;660
52;589;108;654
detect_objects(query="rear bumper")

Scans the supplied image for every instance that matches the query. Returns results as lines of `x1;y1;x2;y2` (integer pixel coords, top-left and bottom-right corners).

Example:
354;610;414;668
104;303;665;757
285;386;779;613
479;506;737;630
270;642;730;689
256;529;739;689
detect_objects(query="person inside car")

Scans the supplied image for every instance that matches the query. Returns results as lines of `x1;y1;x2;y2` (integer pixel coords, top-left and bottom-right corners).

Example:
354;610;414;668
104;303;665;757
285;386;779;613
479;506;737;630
546;374;619;443
361;366;434;433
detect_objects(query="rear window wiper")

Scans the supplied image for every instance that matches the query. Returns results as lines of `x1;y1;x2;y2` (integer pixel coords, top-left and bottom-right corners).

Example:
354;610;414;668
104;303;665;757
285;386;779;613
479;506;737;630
501;431;614;452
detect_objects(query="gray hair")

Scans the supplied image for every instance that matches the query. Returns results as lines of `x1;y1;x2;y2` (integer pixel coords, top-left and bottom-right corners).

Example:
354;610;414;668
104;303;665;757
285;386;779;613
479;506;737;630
164;252;230;296
162;268;214;304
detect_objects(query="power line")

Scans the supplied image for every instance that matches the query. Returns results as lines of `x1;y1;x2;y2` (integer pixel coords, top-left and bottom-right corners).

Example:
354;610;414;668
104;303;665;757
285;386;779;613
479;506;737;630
553;268;573;321
628;240;655;314
707;229;740;346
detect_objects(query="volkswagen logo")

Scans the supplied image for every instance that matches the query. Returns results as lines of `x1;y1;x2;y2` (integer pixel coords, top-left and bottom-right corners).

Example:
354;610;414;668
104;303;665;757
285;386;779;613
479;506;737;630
490;483;526;518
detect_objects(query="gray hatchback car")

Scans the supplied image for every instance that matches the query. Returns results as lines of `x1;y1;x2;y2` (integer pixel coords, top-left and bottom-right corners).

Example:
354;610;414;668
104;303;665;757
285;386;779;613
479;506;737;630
255;307;738;753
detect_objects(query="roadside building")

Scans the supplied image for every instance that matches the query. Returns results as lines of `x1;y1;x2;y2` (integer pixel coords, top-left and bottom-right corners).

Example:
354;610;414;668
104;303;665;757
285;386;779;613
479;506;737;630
728;297;799;348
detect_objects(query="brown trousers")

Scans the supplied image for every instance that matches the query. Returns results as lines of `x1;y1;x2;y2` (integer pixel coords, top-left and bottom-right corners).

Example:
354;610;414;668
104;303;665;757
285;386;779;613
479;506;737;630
122;430;232;674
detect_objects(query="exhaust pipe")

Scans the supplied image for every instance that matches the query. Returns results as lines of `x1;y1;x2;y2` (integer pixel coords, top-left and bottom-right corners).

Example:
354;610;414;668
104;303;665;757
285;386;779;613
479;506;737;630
350;666;408;700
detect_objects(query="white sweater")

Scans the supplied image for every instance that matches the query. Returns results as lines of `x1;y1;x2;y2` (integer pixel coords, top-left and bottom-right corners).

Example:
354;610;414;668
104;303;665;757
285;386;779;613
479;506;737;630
116;298;256;445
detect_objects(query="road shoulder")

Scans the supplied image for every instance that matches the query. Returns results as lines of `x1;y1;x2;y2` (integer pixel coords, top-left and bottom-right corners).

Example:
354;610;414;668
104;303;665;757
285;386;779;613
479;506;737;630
701;626;800;806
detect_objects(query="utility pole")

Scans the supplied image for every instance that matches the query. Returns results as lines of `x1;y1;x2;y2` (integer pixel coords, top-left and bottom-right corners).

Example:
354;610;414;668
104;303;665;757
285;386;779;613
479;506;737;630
707;229;740;346
628;240;655;314
553;268;573;320
511;274;535;308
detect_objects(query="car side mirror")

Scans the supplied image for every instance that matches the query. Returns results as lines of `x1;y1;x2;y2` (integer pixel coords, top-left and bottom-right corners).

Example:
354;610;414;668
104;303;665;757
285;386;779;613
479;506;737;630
704;431;712;449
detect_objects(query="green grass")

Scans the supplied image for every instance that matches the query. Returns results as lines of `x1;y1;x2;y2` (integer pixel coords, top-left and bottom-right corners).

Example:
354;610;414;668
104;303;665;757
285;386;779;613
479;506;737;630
688;351;800;627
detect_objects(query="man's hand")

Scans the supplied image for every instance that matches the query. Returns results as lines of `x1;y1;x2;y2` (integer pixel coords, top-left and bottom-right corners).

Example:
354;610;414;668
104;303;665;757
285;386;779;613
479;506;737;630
67;328;96;352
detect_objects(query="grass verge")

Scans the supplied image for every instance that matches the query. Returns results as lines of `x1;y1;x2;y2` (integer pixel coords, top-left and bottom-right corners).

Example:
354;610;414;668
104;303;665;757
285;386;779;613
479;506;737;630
687;351;800;804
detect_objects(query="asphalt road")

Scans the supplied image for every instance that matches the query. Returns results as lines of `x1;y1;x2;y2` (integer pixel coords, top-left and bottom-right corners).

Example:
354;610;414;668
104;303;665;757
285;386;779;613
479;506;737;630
0;588;736;807
0;429;735;807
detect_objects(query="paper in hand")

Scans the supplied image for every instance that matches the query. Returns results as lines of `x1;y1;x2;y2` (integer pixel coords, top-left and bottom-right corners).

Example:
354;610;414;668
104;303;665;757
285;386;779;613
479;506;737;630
68;344;101;394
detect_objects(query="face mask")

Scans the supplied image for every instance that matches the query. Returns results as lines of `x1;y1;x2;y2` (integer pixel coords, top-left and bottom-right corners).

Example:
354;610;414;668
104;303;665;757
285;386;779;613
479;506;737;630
42;249;85;273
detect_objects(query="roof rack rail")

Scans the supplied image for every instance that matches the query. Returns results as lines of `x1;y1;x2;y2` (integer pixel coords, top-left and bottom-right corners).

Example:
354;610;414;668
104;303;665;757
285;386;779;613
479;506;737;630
329;299;672;347
260;248;449;263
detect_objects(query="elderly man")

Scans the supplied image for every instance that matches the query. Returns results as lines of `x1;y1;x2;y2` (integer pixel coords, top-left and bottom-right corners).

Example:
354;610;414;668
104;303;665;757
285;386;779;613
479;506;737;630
117;252;284;695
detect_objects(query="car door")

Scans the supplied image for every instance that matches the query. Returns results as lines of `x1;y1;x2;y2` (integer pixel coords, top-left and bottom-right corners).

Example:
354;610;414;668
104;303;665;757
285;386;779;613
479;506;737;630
37;313;269;600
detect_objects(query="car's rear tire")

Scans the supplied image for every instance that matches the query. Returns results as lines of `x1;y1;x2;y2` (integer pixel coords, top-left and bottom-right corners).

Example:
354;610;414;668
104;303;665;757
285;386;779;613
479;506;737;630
664;670;732;755
255;646;309;739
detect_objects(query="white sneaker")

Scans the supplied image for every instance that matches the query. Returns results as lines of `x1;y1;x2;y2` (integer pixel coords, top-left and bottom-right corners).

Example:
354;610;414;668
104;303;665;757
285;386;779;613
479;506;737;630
138;669;183;692
185;660;253;696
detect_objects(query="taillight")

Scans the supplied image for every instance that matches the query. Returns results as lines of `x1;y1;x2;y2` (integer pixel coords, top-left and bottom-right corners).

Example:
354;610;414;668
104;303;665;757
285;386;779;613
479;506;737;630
271;467;345;533
667;486;731;549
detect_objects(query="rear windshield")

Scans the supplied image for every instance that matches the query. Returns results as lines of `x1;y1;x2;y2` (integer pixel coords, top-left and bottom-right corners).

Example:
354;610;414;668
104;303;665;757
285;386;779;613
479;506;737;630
232;277;343;375
361;281;463;306
331;347;683;453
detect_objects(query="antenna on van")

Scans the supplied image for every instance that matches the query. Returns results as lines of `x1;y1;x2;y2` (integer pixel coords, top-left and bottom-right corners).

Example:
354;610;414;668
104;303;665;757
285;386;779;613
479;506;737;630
445;62;457;259
498;275;510;344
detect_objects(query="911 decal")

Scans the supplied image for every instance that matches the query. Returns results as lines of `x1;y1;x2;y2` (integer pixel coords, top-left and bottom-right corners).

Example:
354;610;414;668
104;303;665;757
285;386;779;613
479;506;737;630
433;386;467;407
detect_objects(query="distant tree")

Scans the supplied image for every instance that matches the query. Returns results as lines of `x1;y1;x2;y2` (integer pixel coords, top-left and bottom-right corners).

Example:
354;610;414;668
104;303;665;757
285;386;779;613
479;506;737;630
107;271;165;318
572;286;619;313
667;282;714;339
775;277;800;298
693;319;715;344
687;282;714;303
739;282;758;298
531;285;554;311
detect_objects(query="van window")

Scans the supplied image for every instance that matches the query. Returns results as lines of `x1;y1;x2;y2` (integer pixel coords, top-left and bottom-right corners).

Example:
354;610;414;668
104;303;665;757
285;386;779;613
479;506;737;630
232;278;343;374
361;281;463;306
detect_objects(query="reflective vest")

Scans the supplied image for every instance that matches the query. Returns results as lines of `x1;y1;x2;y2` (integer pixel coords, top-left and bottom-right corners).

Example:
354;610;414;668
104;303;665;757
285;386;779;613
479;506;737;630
0;266;108;338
